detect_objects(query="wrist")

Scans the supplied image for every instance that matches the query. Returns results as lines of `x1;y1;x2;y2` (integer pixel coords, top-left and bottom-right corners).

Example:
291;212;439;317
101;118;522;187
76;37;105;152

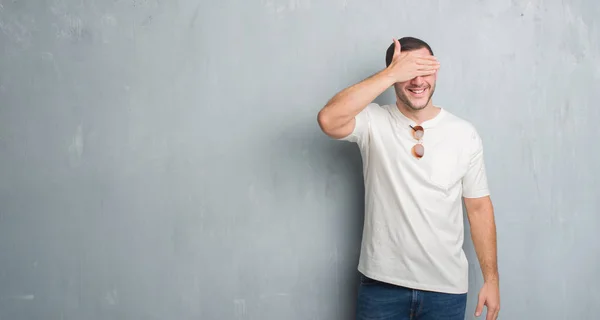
484;273;499;284
378;68;398;86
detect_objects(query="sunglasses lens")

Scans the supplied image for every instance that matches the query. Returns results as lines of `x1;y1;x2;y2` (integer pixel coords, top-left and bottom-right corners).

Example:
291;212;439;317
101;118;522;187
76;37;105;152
411;125;424;140
414;130;424;140
412;144;424;158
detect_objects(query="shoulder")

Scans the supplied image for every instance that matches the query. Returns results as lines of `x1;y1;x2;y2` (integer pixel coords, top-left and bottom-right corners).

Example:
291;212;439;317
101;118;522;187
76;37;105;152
361;103;396;120
360;102;388;114
352;103;396;128
439;109;484;147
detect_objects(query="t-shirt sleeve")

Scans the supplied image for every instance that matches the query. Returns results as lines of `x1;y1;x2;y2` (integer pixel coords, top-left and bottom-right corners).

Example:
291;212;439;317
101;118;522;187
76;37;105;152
336;103;376;146
462;128;491;198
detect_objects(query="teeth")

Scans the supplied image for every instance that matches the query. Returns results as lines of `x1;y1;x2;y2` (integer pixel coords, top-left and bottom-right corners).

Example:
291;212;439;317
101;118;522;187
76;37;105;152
410;89;425;94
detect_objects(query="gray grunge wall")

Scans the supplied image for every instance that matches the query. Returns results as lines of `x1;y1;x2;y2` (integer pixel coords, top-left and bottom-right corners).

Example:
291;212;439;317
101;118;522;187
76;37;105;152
1;1;599;319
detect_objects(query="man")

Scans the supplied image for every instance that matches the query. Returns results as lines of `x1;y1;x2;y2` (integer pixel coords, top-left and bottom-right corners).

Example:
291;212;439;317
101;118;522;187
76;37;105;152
317;37;500;320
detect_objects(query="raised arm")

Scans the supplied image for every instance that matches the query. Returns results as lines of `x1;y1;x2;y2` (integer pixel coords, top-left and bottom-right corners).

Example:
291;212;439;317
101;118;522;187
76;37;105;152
317;38;440;139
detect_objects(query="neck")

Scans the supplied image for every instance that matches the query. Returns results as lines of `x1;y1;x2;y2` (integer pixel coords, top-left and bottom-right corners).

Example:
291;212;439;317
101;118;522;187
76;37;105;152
395;101;440;124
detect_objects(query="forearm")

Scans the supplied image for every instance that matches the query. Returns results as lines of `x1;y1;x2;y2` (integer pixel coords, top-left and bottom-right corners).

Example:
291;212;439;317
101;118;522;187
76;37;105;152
468;201;499;283
318;68;395;131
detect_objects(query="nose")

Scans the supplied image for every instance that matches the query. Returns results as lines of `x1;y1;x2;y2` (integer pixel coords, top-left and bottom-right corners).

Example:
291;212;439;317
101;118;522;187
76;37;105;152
410;76;425;85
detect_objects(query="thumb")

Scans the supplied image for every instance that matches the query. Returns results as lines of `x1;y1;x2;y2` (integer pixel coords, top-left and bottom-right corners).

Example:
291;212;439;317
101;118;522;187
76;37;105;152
392;38;401;57
475;292;485;317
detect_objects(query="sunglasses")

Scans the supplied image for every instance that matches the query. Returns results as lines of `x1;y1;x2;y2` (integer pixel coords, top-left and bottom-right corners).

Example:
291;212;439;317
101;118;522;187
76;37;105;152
409;125;424;159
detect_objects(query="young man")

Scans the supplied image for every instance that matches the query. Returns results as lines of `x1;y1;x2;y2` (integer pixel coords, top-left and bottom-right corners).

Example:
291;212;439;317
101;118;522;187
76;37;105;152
317;37;500;320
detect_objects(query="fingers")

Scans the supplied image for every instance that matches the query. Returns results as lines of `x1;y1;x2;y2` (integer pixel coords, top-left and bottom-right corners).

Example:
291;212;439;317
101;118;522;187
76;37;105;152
416;70;437;77
416;65;439;75
417;56;440;73
475;294;485;317
417;63;439;71
416;57;440;65
486;309;499;320
486;305;500;320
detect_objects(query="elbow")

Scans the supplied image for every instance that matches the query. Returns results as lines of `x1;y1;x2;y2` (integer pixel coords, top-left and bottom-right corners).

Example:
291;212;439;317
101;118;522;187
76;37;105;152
317;103;351;139
317;108;333;133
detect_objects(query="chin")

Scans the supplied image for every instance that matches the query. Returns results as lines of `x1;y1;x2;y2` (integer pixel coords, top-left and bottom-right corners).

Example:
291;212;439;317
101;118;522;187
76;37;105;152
408;103;428;111
404;95;431;110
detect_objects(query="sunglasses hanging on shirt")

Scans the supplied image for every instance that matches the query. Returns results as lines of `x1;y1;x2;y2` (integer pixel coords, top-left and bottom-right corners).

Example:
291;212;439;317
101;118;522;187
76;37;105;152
409;125;424;159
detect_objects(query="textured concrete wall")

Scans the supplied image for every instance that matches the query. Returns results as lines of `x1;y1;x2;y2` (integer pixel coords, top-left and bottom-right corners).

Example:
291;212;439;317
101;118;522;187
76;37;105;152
1;1;599;319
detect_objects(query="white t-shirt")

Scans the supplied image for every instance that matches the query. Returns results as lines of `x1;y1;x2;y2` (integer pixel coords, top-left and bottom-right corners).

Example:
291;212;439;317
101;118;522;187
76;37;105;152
338;103;490;294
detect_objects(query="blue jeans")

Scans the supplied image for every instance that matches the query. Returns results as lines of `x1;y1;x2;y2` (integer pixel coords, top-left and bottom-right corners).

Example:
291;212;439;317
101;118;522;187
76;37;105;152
356;274;467;320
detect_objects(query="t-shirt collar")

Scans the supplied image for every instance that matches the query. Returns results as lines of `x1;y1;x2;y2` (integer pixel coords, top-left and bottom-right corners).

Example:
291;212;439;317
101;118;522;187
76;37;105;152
391;104;446;129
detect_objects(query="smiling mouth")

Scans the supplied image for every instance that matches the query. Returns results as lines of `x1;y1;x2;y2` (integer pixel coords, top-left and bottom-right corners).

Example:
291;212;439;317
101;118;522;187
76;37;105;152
407;87;428;96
